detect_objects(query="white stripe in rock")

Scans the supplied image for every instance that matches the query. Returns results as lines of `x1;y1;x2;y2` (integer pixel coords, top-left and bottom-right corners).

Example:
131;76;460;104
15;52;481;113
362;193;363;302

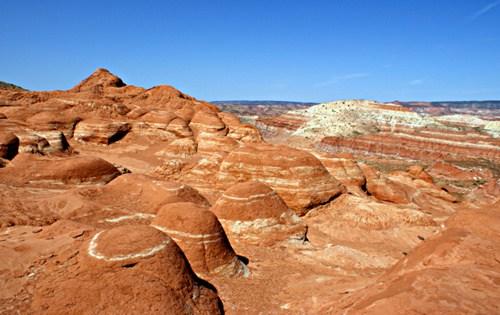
221;191;276;201
88;231;170;261
152;225;222;239
104;213;156;223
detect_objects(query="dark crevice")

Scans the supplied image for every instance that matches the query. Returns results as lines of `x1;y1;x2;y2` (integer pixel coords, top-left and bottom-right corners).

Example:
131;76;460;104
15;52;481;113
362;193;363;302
108;128;130;144
237;255;249;265
121;262;137;268
4;136;19;160
304;191;343;213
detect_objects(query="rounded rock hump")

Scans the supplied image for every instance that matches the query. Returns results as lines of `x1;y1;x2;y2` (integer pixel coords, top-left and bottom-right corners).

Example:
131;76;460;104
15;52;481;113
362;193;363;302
217;143;344;215
31;225;223;315
152;202;248;277
0;153;121;186
74;119;131;144
212;181;291;221
211;181;303;239
104;173;210;213
70;68;126;92
189;110;228;138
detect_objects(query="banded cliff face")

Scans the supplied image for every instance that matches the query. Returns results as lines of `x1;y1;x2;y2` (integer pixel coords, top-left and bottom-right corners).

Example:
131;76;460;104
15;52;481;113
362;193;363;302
320;129;500;162
253;99;500;164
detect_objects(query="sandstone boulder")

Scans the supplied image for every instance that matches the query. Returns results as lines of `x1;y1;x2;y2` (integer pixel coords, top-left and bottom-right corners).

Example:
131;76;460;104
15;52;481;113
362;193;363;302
314;152;366;191
152;202;248;277
74;119;131;144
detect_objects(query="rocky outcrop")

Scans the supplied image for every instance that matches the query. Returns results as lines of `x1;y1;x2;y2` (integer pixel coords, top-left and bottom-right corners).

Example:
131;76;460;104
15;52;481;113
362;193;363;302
360;163;458;216
152;202;248;277
74;119;131;144
322;203;500;314
41;174;210;225
321;130;500;162
70;68;126;92
212;181;299;230
217;143;344;215
313;152;365;191
189;110;228;138
29;224;223;314
0;153;120;187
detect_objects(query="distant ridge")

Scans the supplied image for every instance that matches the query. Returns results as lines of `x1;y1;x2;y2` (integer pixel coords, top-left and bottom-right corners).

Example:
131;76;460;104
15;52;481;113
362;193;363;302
395;100;500;110
212;100;318;106
0;80;27;91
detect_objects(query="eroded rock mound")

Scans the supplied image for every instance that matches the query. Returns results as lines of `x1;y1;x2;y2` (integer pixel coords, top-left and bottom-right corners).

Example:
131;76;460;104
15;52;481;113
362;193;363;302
42;174;210;225
212;181;300;232
0;153;120;186
217;143;344;215
74;119;131;144
31;225;224;314
323;203;500;314
152;202;248;277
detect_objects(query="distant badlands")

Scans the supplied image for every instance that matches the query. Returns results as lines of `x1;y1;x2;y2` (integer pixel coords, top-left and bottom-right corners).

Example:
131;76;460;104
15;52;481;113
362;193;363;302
253;99;500;162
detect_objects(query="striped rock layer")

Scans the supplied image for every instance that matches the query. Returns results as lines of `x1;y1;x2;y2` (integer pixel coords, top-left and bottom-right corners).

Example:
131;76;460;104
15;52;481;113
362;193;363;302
216;143;344;215
152;202;248;277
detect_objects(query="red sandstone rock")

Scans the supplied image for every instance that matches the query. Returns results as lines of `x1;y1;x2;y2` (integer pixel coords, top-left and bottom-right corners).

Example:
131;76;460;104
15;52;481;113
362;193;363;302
74;119;131;144
30;224;224;314
321;202;500;314
152;202;248;277
189;110;228;138
70;68;126;92
314;152;366;192
1;69;498;314
217;143;344;215
407;164;433;183
105;174;210;212
211;181;305;243
0;153;120;186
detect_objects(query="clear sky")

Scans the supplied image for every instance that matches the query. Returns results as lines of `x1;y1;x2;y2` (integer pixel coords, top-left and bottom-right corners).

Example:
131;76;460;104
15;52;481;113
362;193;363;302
1;1;499;102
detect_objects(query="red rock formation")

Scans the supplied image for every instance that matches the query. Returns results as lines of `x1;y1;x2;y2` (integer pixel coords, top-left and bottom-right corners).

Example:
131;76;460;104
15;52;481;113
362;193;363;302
313;152;366;191
322;203;500;314
211;181;305;243
217;143;344;215
152;202;248;277
0;153;120;187
74;119;131;144
360;163;458;216
321;130;500;162
29;224;223;314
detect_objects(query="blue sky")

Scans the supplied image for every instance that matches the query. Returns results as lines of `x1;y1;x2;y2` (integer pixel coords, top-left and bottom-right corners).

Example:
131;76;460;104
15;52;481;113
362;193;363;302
1;1;499;102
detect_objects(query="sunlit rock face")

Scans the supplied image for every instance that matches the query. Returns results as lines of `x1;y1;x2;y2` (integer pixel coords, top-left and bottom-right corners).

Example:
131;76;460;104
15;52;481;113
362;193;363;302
1;69;499;314
216;142;344;215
